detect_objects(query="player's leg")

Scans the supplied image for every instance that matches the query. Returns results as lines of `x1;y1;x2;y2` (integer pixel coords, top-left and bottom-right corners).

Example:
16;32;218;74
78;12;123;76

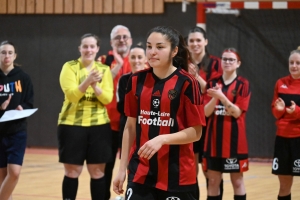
230;172;246;200
87;124;113;200
58;125;86;200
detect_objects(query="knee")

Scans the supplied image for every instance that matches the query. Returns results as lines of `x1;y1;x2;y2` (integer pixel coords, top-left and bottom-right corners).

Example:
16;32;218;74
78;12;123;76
65;170;80;178
231;178;244;190
87;165;105;179
279;182;292;193
8;170;21;182
64;166;82;178
208;177;221;188
89;168;105;179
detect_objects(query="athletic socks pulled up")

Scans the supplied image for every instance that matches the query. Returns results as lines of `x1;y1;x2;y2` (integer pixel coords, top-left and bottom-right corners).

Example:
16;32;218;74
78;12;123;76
90;176;106;200
278;194;291;200
62;176;78;200
219;179;224;200
234;194;246;200
206;178;224;200
207;196;220;200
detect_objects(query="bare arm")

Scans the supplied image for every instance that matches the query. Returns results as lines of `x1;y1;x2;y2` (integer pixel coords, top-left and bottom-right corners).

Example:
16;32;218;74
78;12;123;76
219;96;242;118
189;63;207;92
113;117;136;195
204;97;217;117
195;74;207;93
138;125;202;160
110;49;124;79
206;84;242;118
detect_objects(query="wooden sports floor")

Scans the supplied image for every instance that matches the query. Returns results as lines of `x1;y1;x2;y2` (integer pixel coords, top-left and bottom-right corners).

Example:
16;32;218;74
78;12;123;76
10;148;300;200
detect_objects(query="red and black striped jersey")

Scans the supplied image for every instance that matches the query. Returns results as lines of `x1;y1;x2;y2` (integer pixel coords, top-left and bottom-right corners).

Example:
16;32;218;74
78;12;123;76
204;75;251;159
124;67;206;192
198;55;222;82
271;75;300;138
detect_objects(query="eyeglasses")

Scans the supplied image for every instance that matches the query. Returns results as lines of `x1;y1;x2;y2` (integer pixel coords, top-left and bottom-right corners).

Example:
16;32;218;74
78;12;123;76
113;35;130;41
221;57;237;64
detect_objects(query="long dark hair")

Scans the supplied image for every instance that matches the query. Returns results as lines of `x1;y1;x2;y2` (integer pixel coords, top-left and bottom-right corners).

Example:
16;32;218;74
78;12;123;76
146;26;190;71
187;27;211;73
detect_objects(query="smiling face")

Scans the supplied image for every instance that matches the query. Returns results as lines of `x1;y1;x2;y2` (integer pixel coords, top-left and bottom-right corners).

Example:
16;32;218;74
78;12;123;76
111;28;132;55
0;44;17;68
221;52;240;74
146;32;177;69
79;36;99;63
129;47;146;73
289;52;300;79
187;32;207;56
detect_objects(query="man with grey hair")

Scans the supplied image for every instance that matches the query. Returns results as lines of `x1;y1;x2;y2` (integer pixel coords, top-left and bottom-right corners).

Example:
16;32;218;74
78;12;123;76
98;25;132;200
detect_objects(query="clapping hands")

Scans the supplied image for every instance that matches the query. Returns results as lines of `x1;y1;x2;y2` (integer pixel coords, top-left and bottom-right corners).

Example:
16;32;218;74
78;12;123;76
87;69;103;86
274;98;296;114
207;83;225;100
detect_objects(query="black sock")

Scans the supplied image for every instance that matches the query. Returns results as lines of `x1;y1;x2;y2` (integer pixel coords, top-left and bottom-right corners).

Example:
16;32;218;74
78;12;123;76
104;160;115;200
234;194;246;200
278;194;291;200
207;196;220;200
206;178;209;188
195;177;200;200
62;176;78;200
91;176;106;200
219;179;224;200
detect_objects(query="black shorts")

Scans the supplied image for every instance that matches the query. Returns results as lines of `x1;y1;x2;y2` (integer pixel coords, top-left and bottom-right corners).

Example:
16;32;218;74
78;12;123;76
272;136;300;176
202;157;249;173
0;131;27;168
125;182;198;200
57;124;113;165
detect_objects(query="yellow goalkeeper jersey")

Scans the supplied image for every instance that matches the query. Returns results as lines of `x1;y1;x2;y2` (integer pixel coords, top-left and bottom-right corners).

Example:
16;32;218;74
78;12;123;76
58;58;113;126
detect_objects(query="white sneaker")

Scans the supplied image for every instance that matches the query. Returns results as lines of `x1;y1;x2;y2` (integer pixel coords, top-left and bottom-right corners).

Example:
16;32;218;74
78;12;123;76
115;196;124;200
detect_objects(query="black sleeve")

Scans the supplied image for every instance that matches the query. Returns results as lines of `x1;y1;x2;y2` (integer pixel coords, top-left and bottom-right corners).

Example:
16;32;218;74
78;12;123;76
117;75;129;114
21;73;34;109
105;55;114;67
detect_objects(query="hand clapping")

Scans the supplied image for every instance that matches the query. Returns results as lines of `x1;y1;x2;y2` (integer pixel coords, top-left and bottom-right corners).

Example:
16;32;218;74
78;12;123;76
274;98;296;114
207;83;225;100
87;69;103;85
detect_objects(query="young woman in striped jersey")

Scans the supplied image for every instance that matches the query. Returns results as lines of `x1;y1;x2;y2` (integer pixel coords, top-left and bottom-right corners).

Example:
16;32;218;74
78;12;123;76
203;48;251;200
113;26;206;200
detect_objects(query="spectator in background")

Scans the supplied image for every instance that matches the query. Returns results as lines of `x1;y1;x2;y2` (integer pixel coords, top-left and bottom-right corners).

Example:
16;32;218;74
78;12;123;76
57;33;113;200
98;25;133;200
0;41;34;200
187;26;223;199
203;48;250;200
117;43;147;151
271;47;300;200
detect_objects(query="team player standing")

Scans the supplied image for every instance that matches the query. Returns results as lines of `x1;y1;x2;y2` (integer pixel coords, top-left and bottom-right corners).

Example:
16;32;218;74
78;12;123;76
57;33;113;200
271;48;300;200
203;48;251;200
186;27;223;199
113;26;206;200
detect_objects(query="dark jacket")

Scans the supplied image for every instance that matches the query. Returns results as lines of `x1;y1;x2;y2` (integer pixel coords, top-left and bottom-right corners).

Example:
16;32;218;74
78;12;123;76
0;66;34;136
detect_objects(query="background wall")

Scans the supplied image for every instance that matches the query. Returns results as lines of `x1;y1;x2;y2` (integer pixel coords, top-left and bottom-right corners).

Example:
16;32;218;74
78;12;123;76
1;3;300;158
206;9;300;157
0;3;197;147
